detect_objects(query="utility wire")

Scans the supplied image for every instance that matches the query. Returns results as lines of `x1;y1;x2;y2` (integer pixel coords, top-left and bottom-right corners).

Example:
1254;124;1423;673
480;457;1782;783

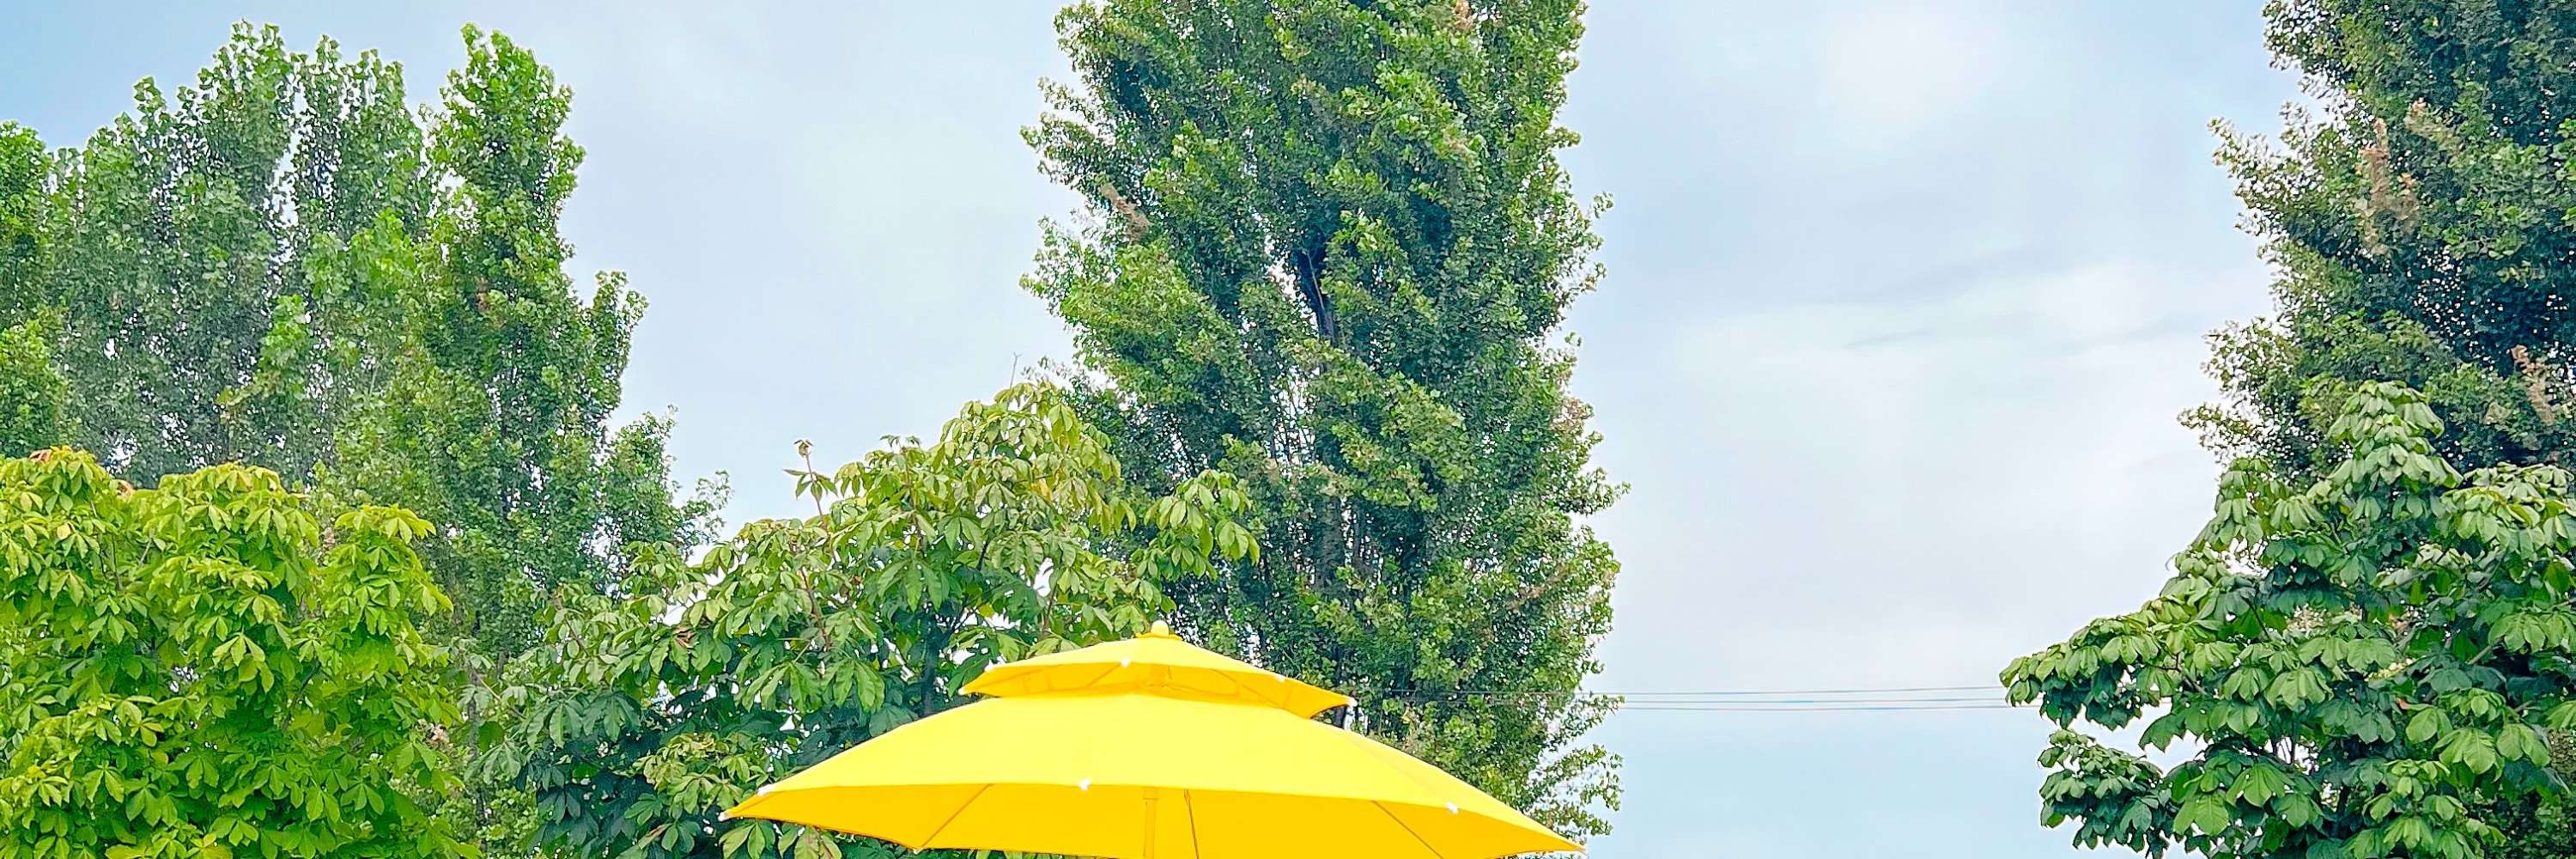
1369;685;1999;698
1620;703;2016;712
1346;685;2020;713
1605;695;2000;705
1368;685;2004;698
1607;685;2002;697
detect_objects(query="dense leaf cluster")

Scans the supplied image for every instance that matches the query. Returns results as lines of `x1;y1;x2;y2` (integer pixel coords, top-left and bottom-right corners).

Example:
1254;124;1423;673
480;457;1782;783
476;383;1257;859
2009;384;2576;859
0;24;718;667
0;452;463;859
25;27;432;481
0;9;1616;857
0;313;71;459
2027;2;2576;857
0;24;719;856
2198;0;2576;474
1024;0;1621;836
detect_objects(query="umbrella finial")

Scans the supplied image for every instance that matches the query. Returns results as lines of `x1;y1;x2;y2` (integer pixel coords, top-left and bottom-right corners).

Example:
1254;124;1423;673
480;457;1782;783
1146;620;1174;637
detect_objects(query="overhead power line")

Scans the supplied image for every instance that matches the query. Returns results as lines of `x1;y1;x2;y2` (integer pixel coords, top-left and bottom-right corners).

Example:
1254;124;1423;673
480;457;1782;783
1431;685;2002;698
1351;685;2021;713
1618;701;2020;706
1613;695;1999;705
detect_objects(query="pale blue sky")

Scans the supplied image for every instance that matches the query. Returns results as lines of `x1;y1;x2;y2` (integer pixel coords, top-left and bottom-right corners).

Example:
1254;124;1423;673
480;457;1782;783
0;3;2300;856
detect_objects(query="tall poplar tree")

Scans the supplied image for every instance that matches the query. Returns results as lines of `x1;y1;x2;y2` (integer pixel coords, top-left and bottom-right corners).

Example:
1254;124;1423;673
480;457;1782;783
36;26;433;483
0;122;43;327
2196;1;2576;477
1023;0;1619;837
321;26;720;663
3;24;715;661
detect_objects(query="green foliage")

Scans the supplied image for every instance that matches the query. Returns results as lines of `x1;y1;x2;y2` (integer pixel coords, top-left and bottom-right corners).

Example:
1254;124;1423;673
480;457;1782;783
0;125;70;464
4;23;714;655
2007;383;2576;859
3;24;719;856
477;382;1255;859
318;25;723;664
1022;0;1620;837
0;122;43;326
2196;0;2576;473
0;314;72;457
2481;734;2576;859
0;451;465;859
2158;3;2576;856
32;24;433;483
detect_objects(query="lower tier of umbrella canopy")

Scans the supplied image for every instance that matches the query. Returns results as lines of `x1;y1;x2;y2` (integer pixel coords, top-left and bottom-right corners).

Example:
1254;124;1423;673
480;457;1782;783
726;690;1576;859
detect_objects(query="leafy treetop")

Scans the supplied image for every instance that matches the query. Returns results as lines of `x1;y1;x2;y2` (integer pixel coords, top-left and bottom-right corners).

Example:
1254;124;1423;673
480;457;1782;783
2008;383;2576;859
2200;0;2576;474
478;382;1256;859
1024;0;1621;836
0;451;465;859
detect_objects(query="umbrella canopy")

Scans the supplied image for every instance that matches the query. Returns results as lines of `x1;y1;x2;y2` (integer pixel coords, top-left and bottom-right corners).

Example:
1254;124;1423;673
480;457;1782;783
722;623;1581;859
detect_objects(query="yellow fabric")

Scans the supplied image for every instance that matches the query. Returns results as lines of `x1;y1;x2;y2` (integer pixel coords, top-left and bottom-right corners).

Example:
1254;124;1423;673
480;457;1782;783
958;625;1354;718
725;626;1580;859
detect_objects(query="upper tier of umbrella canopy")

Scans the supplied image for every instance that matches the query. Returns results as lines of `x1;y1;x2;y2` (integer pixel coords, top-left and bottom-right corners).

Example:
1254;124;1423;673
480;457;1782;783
958;626;1357;718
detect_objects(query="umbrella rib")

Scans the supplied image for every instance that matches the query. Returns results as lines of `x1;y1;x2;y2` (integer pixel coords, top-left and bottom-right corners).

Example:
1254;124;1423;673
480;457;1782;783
1182;789;1204;859
1084;661;1121;688
916;783;992;849
1370;801;1451;859
1212;667;1281;710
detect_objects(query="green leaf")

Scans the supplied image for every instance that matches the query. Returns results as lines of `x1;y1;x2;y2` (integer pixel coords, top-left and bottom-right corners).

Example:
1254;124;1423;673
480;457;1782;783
2237;765;2288;804
2439;728;2499;773
2408;708;2451;744
2496;723;2548;764
2178;797;2232;835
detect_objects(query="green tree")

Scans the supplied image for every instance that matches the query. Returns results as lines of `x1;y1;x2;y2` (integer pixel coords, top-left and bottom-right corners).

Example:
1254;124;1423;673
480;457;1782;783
1021;0;1620;836
0;313;74;457
2007;383;2576;859
320;26;720;666
2133;3;2576;855
5;25;713;657
6;26;718;854
2196;0;2576;476
0;125;66;457
35;25;433;484
0;451;465;859
477;383;1255;859
0;121;43;326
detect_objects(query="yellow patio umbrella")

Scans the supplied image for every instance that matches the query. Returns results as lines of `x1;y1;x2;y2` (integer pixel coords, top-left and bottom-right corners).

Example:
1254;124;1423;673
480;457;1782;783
721;623;1581;859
